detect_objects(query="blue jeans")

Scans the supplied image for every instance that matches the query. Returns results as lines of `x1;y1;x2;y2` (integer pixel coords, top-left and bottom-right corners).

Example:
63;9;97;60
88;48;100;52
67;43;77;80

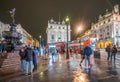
85;55;90;67
107;52;111;61
26;61;33;74
33;59;37;70
20;60;26;71
111;53;116;63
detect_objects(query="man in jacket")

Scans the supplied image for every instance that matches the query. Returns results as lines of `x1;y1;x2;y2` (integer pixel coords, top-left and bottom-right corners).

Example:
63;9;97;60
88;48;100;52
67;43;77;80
84;45;92;68
25;45;34;75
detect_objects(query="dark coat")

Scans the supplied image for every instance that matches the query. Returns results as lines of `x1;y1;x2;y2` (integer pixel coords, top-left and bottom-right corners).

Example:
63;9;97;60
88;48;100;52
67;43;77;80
111;47;117;53
84;46;92;56
25;47;34;61
19;50;26;60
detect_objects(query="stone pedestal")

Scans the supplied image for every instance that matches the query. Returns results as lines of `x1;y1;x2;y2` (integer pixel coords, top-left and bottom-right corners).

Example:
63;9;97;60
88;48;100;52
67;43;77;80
0;51;20;76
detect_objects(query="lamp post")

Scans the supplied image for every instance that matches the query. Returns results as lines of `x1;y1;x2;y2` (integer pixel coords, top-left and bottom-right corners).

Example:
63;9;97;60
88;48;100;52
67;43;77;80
65;16;70;59
39;35;42;47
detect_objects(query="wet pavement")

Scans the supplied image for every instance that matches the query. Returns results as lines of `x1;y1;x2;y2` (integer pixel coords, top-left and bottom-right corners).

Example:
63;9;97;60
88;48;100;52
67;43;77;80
1;51;120;82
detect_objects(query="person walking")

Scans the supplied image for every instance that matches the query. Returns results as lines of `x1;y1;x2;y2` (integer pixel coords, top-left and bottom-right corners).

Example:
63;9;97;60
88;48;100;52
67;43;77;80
83;45;92;68
106;44;111;61
79;49;85;66
25;45;34;75
51;49;55;61
33;46;39;71
0;42;3;53
19;47;26;71
111;45;117;63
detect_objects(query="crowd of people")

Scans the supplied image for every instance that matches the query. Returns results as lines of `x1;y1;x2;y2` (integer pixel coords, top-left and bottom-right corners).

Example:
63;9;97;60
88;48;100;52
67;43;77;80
19;45;59;75
75;44;118;68
19;45;39;75
106;44;117;63
1;41;118;75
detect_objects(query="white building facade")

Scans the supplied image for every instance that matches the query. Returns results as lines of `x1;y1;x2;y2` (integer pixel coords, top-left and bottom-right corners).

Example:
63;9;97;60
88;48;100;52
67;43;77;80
0;21;10;41
91;5;120;48
46;19;71;44
16;24;28;46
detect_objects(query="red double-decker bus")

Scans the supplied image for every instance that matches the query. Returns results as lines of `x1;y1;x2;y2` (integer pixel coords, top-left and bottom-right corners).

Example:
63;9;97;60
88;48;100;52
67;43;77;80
69;37;90;54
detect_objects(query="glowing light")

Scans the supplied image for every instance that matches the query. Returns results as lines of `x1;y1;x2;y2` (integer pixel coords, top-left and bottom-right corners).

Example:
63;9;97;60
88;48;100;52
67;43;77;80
40;72;43;75
65;16;70;22
79;76;85;81
39;35;41;38
39;72;44;79
49;45;56;48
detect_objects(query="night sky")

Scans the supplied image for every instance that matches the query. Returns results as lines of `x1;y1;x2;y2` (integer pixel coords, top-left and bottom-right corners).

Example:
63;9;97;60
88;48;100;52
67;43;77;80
0;0;120;41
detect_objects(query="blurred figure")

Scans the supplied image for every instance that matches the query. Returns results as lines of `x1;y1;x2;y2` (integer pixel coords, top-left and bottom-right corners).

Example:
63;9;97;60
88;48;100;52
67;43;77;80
25;45;34;75
52;49;55;60
0;42;3;53
54;48;58;55
111;45;117;63
83;45;92;68
37;47;40;56
69;48;72;56
33;46;39;71
19;47;26;71
79;49;85;66
106;44;111;61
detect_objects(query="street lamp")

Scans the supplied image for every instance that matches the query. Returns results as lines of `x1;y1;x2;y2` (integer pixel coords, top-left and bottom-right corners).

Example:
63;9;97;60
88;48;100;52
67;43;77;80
65;16;70;59
39;35;42;47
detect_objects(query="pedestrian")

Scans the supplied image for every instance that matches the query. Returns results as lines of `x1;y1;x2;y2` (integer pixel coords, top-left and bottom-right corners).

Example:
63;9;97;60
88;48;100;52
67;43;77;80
33;46;39;71
19;47;26;71
79;49;85;66
69;48;72;55
111;45;117;63
0;42;3;53
25;45;34;75
105;44;111;61
51;49;55;59
54;48;58;55
83;45;92;68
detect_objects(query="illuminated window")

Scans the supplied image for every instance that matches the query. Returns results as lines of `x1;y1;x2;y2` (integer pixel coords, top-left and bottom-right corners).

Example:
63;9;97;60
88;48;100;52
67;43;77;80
107;32;109;35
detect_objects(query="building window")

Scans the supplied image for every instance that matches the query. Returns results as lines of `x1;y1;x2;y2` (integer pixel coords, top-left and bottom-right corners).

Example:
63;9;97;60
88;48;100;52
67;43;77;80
107;32;109;35
59;27;61;29
51;35;54;40
50;26;52;29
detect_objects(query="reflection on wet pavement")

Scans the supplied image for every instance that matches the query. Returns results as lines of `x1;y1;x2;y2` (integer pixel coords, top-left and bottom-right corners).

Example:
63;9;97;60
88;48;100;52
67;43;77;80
3;53;120;82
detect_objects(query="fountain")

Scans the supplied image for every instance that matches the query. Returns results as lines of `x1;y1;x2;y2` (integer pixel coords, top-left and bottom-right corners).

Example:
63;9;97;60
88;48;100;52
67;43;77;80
2;8;22;52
